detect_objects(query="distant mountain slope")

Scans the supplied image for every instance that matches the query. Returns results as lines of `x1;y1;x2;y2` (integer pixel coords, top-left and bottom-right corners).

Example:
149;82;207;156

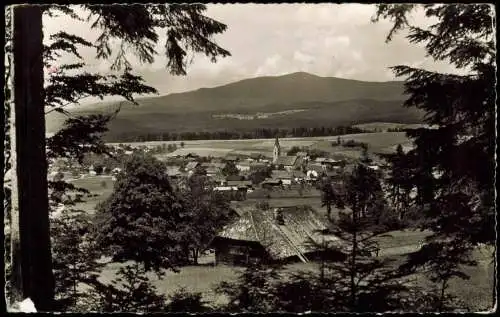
46;71;422;140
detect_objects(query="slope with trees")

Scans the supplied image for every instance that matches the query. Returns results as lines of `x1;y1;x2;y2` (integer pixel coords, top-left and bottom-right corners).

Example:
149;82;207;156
5;3;230;311
374;3;496;310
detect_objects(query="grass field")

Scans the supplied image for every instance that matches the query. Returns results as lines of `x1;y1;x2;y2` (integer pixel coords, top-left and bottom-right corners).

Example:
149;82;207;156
68;137;493;311
93;244;494;311
109;131;412;159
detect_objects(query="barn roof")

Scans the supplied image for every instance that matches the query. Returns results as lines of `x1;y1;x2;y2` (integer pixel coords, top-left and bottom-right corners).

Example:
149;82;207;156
250;162;268;169
185;161;199;170
227;180;253;187
306;163;325;173
275;156;299;166
217;206;345;260
271;170;293;179
166;166;182;177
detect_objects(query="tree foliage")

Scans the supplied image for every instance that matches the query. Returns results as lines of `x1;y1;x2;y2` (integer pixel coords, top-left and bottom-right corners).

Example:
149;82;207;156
222;161;239;177
26;4;231;309
50;209;105;311
91;263;167;312
94;153;186;272
374;3;496;310
176;173;232;264
248;166;273;185
215;264;283;312
318;164;408;312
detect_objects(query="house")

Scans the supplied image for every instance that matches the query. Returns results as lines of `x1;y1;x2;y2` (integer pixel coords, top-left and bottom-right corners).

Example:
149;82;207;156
306;163;325;180
291;170;307;182
275;156;303;171
213;185;248;201
184;153;198;159
210;205;347;265
203;162;225;177
227;180;254;198
166;166;182;179
250;162;268;170
272;137;304;170
261;178;283;189
250;153;262;161
212;175;227;186
236;161;252;172
224;155;239;162
271;170;293;185
226;175;245;182
368;165;380;171
227;180;253;189
315;157;342;168
185;161;200;171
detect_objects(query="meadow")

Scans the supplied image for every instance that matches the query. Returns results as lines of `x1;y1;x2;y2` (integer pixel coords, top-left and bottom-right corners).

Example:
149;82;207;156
92;244;494;311
70;133;492;311
110;131;412;160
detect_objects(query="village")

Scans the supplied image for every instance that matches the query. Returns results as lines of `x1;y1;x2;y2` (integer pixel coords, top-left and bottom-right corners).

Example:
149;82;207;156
5;3;494;313
47;134;395;268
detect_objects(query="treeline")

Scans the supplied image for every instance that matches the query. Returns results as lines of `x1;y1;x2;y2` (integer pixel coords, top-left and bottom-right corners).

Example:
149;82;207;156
107;126;372;142
387;127;408;132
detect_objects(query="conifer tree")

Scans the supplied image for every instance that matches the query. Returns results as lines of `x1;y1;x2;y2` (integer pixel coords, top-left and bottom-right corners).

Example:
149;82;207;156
373;4;496;310
5;4;230;310
320;164;407;312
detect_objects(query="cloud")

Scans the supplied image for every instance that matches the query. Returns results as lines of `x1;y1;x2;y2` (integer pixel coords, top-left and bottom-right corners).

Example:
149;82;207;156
41;4;462;99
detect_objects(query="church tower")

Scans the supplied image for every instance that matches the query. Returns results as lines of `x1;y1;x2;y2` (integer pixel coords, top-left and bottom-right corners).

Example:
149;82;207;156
273;135;281;164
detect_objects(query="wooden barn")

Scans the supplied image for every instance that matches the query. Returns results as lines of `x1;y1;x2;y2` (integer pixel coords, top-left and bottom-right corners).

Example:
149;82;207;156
210;205;348;266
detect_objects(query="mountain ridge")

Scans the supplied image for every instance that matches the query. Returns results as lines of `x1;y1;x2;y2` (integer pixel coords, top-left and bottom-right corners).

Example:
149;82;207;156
46;71;421;140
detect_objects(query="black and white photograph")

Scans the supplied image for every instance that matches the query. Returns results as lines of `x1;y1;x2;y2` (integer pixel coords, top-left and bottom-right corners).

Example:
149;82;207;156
3;3;496;313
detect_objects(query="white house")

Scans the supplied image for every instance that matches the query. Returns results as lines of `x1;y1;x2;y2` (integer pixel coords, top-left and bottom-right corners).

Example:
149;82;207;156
236;161;252;172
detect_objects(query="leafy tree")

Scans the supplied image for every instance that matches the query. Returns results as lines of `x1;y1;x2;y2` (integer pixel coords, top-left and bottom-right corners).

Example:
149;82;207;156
191;164;207;177
360;145;371;164
94;153;186;273
248;166;273;185
6;3;231;309
164;287;210;312
286;146;301;156
222;161;239;177
50;209;105;311
92;263;167;312
374;3;496;309
177;174;231;264
215;264;283;312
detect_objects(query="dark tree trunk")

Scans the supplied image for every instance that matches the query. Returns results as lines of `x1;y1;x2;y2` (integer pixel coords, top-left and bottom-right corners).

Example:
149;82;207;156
350;204;358;311
11;6;55;311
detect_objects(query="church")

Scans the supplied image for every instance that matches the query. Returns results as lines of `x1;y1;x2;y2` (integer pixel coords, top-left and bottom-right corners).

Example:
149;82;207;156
272;136;303;171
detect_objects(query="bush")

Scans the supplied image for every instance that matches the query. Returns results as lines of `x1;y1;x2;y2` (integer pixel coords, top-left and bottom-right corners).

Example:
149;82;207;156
165;288;210;313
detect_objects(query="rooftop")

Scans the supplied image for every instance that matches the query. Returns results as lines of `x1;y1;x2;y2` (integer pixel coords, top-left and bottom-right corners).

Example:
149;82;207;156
217;206;345;260
275;156;299;166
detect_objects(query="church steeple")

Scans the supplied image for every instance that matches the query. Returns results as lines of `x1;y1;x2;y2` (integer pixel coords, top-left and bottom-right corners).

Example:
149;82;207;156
273;135;281;164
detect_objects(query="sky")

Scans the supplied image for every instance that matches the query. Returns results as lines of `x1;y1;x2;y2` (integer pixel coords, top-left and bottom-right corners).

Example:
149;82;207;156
42;4;461;101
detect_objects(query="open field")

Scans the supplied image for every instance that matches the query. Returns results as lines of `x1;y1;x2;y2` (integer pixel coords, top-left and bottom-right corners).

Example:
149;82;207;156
93;243;494;311
353;122;427;132
109;131;413;159
68;176;116;213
